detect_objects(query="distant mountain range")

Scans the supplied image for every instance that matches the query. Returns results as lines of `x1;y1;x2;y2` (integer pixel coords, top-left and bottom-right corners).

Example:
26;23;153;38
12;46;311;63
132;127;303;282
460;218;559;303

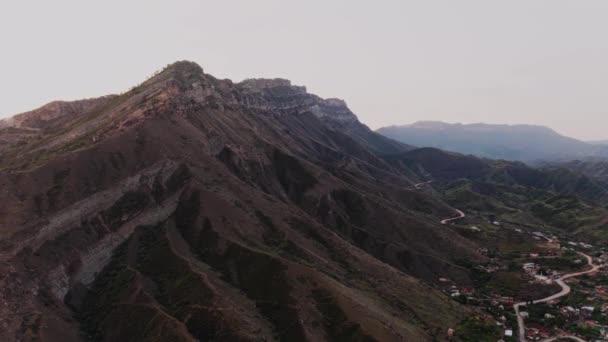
377;121;608;162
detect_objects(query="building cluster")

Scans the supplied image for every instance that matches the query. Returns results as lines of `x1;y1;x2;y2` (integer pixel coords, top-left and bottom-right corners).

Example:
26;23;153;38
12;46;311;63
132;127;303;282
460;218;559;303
566;241;594;249
523;324;551;340
445;285;476;299
443;222;608;341
522;262;560;284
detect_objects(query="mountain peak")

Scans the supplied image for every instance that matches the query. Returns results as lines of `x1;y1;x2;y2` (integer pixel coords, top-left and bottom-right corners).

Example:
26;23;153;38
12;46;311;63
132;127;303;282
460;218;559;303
142;61;356;125
0;62;372;170
140;60;207;89
163;60;205;75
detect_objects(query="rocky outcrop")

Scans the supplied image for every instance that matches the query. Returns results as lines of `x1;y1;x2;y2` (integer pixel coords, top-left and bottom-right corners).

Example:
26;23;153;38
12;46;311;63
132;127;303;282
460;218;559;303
235;78;357;124
240;78;302;91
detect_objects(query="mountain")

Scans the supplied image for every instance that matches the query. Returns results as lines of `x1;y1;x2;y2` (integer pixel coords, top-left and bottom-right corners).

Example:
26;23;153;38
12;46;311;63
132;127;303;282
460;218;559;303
541;159;608;186
377;121;608;162
385;147;608;241
3;61;608;342
0;61;481;342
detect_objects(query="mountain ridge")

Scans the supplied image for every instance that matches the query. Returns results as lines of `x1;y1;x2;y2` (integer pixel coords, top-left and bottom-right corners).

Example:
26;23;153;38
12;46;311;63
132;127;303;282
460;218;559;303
0;61;477;342
377;120;608;162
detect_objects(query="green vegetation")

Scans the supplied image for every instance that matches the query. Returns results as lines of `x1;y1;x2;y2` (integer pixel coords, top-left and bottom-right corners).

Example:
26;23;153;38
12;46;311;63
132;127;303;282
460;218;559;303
534;255;586;272
484;272;523;297
530;195;606;232
444;180;512;215
431;166;608;244
566;323;601;340
454;316;501;342
524;304;565;329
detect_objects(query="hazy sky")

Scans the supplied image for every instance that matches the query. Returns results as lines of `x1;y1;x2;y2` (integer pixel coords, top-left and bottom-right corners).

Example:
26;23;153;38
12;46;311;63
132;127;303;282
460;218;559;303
1;1;607;140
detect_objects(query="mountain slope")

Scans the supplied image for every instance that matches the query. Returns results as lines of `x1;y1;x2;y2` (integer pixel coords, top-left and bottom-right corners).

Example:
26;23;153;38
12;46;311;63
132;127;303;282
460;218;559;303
384;147;608;240
0;62;480;342
377;121;608;162
543;159;608;184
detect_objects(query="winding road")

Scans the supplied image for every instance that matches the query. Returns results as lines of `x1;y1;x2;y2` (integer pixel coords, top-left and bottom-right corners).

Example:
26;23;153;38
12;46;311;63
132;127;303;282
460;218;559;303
440;208;465;225
434;202;604;342
514;252;605;342
407;181;464;225
405;180;433;191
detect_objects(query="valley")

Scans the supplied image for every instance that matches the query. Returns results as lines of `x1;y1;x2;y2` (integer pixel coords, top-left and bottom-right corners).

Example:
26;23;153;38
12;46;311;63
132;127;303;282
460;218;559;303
430;191;608;341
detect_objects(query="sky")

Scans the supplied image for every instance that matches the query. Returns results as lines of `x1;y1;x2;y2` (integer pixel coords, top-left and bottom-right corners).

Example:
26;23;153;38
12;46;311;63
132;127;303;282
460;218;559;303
1;1;608;141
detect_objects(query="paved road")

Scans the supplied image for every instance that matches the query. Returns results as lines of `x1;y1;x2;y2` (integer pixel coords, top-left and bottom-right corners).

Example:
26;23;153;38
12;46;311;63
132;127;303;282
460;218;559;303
406;180;433;190
436;204;601;342
514;252;604;342
408;181;465;226
440;208;465;225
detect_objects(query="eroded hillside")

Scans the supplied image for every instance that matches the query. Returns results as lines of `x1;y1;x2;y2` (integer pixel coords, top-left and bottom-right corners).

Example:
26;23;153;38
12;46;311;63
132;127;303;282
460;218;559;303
0;62;484;342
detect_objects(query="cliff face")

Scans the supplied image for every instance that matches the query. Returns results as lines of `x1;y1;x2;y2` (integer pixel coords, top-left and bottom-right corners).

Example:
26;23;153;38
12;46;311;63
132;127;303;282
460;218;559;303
236;78;357;123
0;61;477;342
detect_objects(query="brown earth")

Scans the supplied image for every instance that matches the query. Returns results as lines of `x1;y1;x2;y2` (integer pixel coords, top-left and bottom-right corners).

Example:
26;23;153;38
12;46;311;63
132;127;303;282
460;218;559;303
0;61;484;341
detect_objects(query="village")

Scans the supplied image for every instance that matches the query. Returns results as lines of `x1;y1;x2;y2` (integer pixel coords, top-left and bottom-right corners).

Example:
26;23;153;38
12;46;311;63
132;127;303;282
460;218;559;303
441;220;608;341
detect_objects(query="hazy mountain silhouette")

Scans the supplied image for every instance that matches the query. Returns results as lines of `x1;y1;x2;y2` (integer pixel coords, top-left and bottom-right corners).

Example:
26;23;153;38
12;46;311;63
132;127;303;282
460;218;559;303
377;121;608;162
